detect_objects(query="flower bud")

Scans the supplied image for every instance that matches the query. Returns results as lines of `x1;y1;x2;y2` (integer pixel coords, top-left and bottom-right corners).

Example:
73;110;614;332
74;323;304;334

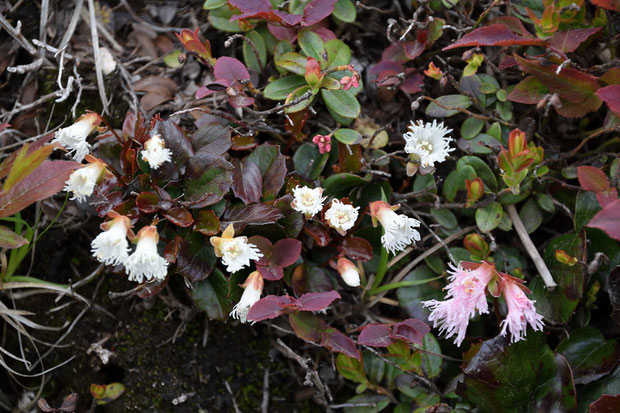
337;258;360;287
424;62;442;80
465;178;484;207
463;233;490;259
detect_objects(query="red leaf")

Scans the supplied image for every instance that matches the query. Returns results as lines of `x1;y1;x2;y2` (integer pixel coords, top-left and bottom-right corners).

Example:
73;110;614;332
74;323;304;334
296;290;341;311
597;85;620;116
302;0;338;26
221;203;284;233
228;0;272;20
162;207;194;227
0;123;9;132
591;0;620;12
247;295;299;322
508;76;548;105
588;199;620;241
288;312;326;343
547;28;601;53
267;23;298;42
321;329;360;360
303;222;331;246
339;237;373;261
136;192;159;213
597;188;618;209
214;57;250;84
272;238;302;267
589;394;620;413
577;166;610;192
0;160;80;218
391;319;430;345
400;72;424;94
231;158;263;205
248;235;273;265
256;264;284;281
443;24;545;50
357;324;396;347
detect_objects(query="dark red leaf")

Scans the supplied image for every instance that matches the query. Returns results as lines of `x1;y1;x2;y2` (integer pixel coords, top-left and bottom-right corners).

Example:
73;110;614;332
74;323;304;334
507;76;548;105
0;160;80;218
272;238;302;267
358;324;396;347
303;222;331;246
589;394;620;413
400;72;424;94
392;319;430;345
221;203;284;233
247;295;299;322
37;399;55;412
289;312;326;343
248;235;273;265
164;235;183;263
151;120;194;169
297;290;341;311
321;329;360;360
136;192;159;213
228;0;272;20
59;393;78;412
587;199;620;241
231;158;263;205
192;115;232;155
577;166;610;192
547;28;601;53
163;207;194;227
267;23;298;42
256;264;284;281
340;237;373;262
302;0;338;26
597;85;620;116
443;24;545;50
591;0;620;12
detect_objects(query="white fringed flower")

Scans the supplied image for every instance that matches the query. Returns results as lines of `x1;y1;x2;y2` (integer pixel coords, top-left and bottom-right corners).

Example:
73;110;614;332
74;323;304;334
125;225;168;283
403;120;454;168
325;199;359;236
500;279;544;343
210;224;263;274
91;213;131;266
291;186;326;218
370;201;421;254
64;161;106;202
52;113;100;162
141;134;172;170
230;271;263;323
337;257;360;287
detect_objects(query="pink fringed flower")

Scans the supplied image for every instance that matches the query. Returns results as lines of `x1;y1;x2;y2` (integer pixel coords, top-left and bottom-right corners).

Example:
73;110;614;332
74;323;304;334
313;134;331;154
422;262;496;347
500;278;544;343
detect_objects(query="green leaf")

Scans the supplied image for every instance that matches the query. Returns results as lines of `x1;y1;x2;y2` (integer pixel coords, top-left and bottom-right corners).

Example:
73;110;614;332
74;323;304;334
321;89;361;119
275;52;308;75
575;191;601;232
397;266;444;320
298;30;326;65
519;198;543;234
456;156;498;191
242;30;267;73
459;333;577;413
556;326;620;385
293;143;328;180
192;269;231;320
91;383;125;406
336;353;368;384
536;193;555;213
208;5;242;32
183;154;234;208
284;86;316;113
530;232;583;324
334;128;362;145
426;95;472;117
430;209;458;229
203;0;226;9
289;312;326;343
343;394;390;413
326;39;352;68
420;333;442;378
0;225;28;249
323;173;367;198
577;366;620;413
461;117;485;139
163;50;183;68
264;76;308;100
442;164;477;202
333;0;356;22
475;202;503;233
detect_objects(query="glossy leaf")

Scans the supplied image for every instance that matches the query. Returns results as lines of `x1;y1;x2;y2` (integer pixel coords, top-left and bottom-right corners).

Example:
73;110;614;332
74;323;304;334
231;158;263;205
321;328;360;360
339;237;373;261
245;143;287;200
183;153;234;208
263;75;307;100
192;269;231;320
443;24;545;50
578;166;610;192
321;89;360;119
221;203;284;233
193;210;221;236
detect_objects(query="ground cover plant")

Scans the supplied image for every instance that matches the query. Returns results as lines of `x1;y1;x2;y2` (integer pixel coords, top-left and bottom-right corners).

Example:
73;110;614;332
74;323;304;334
0;0;619;412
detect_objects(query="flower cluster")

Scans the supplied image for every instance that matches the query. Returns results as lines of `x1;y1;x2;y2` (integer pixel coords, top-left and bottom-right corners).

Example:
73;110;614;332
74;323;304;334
90;213;168;284
422;261;544;346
